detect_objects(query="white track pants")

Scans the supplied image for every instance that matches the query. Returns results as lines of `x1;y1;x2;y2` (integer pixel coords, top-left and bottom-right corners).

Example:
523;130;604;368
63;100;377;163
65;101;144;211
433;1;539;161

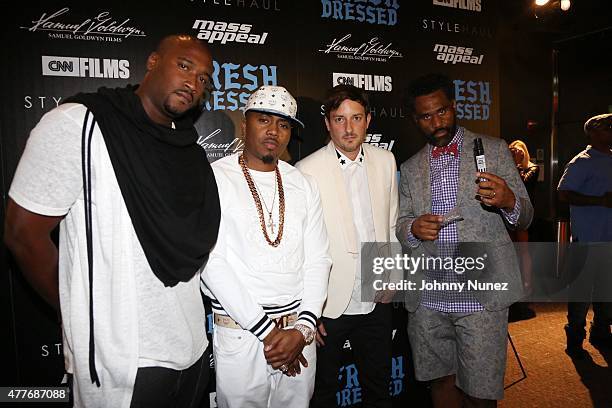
213;325;316;408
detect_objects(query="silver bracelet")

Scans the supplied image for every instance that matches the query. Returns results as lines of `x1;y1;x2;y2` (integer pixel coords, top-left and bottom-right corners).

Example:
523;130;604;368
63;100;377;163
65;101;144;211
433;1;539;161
293;323;315;344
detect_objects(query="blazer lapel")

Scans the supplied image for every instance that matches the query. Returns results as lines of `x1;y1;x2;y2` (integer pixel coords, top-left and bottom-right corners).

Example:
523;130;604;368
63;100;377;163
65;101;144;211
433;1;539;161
364;146;383;240
416;147;432;214
325;142;359;254
457;130;475;208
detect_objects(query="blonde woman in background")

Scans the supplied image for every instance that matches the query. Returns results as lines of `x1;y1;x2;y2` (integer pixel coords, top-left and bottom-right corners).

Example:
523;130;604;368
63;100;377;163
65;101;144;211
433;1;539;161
509;140;540;204
508;139;539;321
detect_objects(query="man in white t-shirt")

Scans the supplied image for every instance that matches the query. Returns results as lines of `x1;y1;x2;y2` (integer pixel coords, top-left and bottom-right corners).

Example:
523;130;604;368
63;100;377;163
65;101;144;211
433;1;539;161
200;85;331;407
4;34;220;407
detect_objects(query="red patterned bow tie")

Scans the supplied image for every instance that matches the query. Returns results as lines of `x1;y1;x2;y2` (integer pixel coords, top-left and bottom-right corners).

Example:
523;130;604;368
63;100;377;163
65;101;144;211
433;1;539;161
431;142;459;158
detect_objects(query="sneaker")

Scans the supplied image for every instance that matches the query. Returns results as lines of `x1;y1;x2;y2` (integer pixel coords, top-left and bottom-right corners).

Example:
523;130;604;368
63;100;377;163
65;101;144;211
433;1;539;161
565;324;588;359
565;345;589;359
589;324;612;349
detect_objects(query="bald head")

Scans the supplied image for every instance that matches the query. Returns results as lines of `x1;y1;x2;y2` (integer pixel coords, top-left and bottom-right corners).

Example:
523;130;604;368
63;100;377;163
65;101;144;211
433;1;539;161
136;33;214;126
155;34;211;59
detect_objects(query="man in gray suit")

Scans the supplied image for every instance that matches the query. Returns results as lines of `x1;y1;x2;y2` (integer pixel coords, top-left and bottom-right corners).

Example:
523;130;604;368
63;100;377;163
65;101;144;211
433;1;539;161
396;73;533;407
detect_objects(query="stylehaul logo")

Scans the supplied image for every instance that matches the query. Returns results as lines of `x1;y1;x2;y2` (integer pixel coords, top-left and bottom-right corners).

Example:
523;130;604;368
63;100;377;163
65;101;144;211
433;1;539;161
42;56;130;78
421;18;493;38
433;0;482;12
434;44;483;65
189;0;281;12
192;20;268;44
333;73;392;92
21;7;146;42
321;0;399;26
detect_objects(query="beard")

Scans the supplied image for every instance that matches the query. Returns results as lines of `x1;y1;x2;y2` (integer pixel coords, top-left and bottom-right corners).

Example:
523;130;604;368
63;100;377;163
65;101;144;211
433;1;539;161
425;126;455;147
261;154;275;164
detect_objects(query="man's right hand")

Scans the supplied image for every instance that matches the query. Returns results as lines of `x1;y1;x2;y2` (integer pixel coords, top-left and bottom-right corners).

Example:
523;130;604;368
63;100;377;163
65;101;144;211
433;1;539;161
411;214;443;241
315;321;327;347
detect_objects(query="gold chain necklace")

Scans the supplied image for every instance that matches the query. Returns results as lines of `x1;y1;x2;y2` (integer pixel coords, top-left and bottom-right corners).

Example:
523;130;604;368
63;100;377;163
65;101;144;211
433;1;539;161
239;154;285;247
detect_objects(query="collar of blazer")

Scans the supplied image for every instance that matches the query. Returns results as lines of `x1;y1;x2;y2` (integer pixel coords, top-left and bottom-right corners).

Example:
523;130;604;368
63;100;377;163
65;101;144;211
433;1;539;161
414;127;478;212
324;141;386;253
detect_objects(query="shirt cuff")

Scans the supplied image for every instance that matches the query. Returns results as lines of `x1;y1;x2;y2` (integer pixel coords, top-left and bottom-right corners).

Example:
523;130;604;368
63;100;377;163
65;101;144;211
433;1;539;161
405;219;422;248
247;313;275;341
501;197;521;225
296;311;318;331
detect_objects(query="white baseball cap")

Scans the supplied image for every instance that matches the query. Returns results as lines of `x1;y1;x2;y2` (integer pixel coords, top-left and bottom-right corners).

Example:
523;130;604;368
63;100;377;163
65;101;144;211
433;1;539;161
244;85;304;128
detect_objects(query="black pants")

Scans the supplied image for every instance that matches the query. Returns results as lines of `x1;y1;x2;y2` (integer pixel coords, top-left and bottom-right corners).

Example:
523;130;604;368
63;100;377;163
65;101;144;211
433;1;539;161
567;302;610;333
311;303;393;408
566;243;611;335
130;349;210;408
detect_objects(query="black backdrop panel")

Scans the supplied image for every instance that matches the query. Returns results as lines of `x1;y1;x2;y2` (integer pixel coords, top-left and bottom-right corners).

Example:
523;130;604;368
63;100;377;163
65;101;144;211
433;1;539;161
2;1;500;407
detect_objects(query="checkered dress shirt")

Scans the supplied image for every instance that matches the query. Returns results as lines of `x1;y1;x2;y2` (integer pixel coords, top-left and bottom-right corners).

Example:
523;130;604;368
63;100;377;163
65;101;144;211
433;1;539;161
419;128;484;313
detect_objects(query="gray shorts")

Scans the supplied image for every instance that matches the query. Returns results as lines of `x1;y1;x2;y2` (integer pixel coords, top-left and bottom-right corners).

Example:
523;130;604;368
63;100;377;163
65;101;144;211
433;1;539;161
407;306;509;400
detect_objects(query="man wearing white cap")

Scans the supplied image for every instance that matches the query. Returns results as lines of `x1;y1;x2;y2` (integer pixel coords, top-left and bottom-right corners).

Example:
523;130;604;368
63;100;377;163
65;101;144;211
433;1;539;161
201;85;331;407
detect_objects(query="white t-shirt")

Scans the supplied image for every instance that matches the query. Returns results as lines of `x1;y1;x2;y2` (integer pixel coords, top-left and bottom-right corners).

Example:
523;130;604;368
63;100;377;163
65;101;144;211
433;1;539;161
201;153;331;341
9;103;207;408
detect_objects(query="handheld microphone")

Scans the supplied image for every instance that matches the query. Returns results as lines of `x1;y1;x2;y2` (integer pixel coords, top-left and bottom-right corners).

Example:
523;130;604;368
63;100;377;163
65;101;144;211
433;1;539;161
474;138;487;181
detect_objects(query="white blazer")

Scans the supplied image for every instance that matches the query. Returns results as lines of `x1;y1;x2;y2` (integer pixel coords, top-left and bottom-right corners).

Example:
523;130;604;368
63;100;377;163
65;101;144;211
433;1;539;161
296;142;399;318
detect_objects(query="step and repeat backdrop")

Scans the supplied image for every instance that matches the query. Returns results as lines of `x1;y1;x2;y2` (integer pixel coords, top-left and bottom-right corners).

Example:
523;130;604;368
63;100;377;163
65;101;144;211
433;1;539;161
2;1;499;406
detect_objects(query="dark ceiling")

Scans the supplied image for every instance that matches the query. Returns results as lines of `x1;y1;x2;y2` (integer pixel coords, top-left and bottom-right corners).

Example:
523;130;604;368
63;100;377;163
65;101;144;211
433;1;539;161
499;0;612;44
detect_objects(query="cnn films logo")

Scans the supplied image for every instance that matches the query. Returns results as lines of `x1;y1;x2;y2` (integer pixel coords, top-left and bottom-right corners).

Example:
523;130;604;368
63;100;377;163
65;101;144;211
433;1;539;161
433;0;482;12
192;20;268;44
42;56;130;79
21;7;146;42
421;18;493;38
321;0;399;26
434;44;483;65
454;79;491;121
333;73;392;92
319;34;403;63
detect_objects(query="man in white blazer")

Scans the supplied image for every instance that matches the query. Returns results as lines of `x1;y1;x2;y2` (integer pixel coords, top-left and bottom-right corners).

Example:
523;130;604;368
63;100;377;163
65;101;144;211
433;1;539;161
296;84;399;408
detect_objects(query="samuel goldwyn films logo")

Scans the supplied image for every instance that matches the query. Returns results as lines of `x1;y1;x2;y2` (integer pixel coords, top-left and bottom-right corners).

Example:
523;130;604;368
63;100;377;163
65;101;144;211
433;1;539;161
21;7;146;42
319;34;403;63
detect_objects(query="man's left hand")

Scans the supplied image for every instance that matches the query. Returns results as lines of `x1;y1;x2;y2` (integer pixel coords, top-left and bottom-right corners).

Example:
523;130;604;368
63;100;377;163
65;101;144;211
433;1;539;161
374;289;396;303
263;328;306;369
475;172;516;210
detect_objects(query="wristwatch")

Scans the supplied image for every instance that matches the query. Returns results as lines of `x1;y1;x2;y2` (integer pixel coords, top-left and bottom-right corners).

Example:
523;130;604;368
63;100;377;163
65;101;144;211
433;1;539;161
293;324;315;344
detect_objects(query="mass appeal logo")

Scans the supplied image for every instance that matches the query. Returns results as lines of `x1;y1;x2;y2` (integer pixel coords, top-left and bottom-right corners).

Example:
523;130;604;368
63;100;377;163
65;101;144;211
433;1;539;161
434;44;483;65
192;20;268;44
433;0;482;12
42;56;130;78
321;0;399;26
